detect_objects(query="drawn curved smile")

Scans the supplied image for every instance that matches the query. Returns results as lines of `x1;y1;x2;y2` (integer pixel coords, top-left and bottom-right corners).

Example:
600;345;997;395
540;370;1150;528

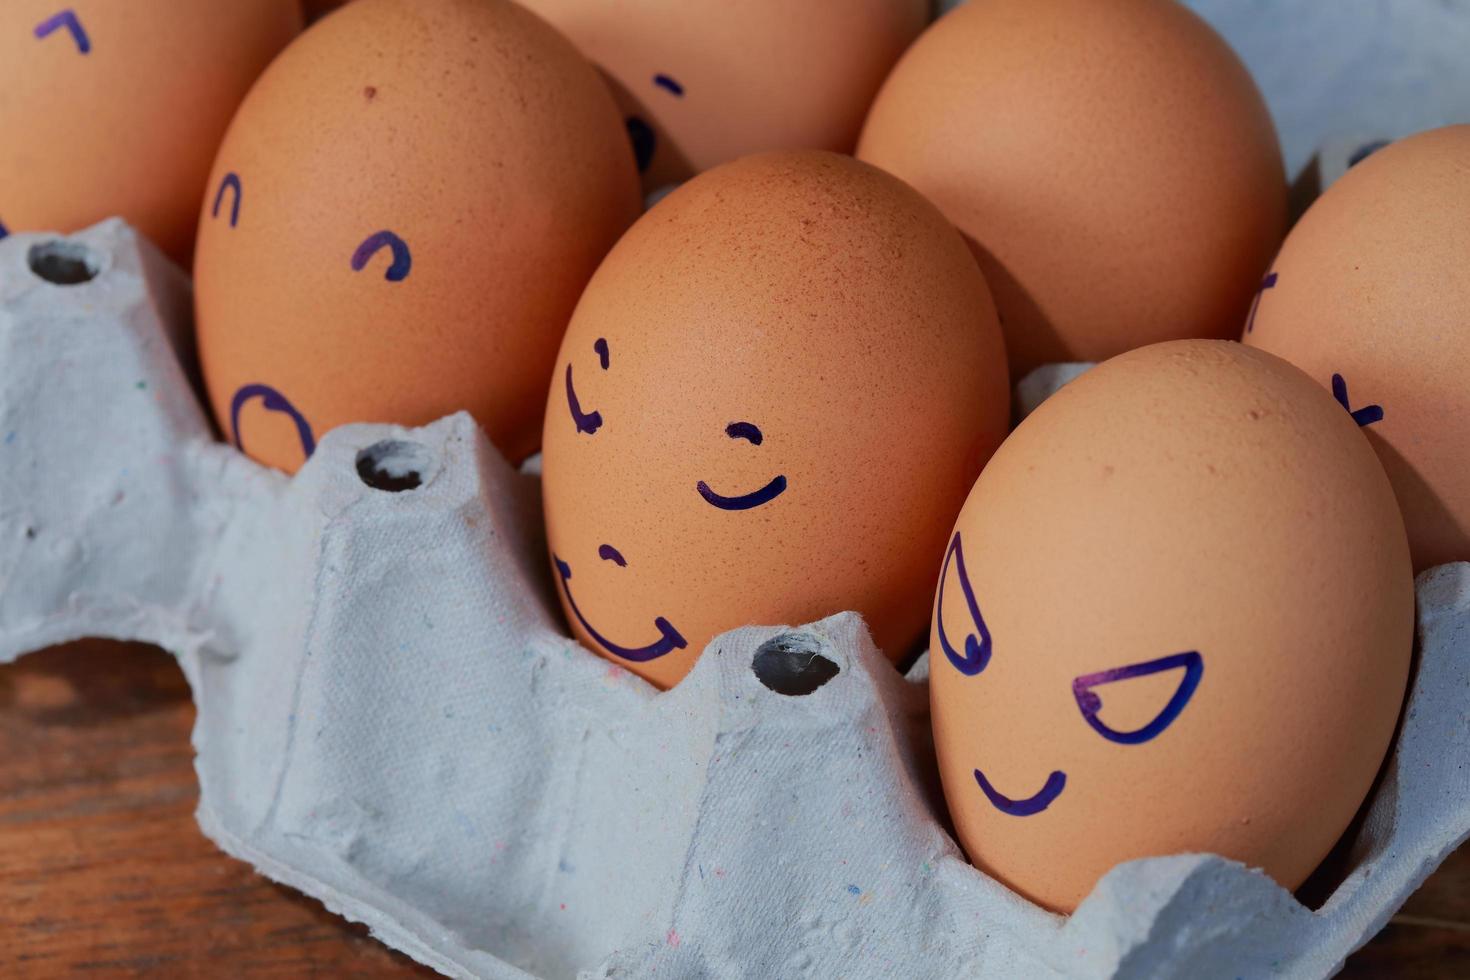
554;556;687;663
973;767;1067;817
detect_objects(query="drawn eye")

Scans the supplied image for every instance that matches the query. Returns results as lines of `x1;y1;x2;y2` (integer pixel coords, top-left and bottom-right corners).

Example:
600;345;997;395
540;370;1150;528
212;172;243;228
598;544;627;567
352;230;412;282
1072;651;1203;745
934;531;991;676
696;422;787;510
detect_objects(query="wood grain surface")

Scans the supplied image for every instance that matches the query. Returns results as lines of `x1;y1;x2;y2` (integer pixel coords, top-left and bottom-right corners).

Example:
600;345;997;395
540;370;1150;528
1;640;1465;977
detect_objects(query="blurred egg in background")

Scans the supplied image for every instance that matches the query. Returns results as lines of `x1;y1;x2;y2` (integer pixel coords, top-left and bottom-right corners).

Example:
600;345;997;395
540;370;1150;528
931;341;1413;912
541;150;1010;689
518;0;930;191
194;0;642;474
0;0;302;261
1244;125;1470;571
858;0;1287;377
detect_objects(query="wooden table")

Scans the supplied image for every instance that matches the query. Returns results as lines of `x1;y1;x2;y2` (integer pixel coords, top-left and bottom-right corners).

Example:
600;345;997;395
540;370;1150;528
2;640;1466;977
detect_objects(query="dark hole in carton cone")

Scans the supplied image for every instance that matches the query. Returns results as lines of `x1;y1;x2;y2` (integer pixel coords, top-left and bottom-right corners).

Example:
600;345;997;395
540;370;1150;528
753;633;840;696
28;240;99;286
355;439;430;493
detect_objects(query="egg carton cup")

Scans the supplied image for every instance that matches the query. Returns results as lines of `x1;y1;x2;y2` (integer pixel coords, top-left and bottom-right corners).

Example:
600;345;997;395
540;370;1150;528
1;219;1467;979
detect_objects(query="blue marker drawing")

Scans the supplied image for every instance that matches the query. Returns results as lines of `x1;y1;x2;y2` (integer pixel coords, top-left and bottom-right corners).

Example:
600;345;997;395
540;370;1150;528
595;337;610;371
1072;651;1203;745
935;532;992;676
625;116;656;173
696;423;786;509
973;767;1066;817
653;74;684;97
598;544;627;567
554;556;687;663
212;173;242;228
1349;140;1391;168
35;9;90;54
1244;271;1277;334
725;421;763;446
565;364;603;435
230;383;316;460
0;219;9;241
697;475;786;511
351;230;412;282
1331;373;1384;427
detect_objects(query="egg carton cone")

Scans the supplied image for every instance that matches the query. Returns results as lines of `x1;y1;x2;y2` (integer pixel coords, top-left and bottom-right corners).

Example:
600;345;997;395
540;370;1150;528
2;219;1468;980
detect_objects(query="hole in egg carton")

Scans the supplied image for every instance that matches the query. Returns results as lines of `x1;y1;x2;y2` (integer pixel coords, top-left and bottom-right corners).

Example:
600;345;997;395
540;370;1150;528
355;439;434;493
27;240;101;286
751;632;841;696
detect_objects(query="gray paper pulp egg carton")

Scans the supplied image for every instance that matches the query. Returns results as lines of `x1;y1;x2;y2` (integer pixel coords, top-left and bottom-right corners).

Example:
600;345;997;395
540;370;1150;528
2;218;1468;979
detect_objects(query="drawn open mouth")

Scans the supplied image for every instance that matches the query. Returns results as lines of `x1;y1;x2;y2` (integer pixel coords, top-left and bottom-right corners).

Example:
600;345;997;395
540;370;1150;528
554;555;687;663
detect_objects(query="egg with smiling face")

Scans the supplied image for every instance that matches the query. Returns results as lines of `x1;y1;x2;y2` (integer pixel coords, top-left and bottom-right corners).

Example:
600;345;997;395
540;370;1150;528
930;341;1413;912
541;150;1010;689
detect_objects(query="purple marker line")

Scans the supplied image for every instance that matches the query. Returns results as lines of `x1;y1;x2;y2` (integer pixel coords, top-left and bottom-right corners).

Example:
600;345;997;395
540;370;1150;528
653;74;684;97
351;230;412;281
1331;373;1384;427
1072;651;1203;745
1245;271;1277;334
725;421;763;445
598;544;627;567
595;337;610;370
0;219;9;241
697;474;786;510
973;767;1066;817
34;10;90;54
212;172;242;228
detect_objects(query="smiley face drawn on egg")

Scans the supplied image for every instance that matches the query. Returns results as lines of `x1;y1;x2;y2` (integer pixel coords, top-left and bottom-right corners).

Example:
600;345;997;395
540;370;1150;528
938;531;1206;818
554;337;788;664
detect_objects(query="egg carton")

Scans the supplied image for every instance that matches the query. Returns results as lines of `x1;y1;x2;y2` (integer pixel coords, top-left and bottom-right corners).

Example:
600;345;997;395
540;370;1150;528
2;219;1468;980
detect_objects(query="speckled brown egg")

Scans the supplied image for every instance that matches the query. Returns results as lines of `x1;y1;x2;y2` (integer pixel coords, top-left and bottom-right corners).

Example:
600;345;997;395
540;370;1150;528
542;150;1011;689
930;340;1412;913
857;0;1287;377
194;0;642;474
518;0;929;191
1244;125;1470;571
0;0;302;261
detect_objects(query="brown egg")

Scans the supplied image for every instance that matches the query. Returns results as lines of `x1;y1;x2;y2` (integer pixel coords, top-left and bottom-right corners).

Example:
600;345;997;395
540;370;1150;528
857;0;1287;378
930;340;1412;913
542;151;1010;689
194;0;641;473
517;0;929;190
0;0;301;261
1244;125;1470;571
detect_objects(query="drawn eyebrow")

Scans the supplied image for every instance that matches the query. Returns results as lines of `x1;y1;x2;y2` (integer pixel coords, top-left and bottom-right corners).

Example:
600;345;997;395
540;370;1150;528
1072;651;1204;745
726;421;762;445
653;74;684;97
598;544;627;567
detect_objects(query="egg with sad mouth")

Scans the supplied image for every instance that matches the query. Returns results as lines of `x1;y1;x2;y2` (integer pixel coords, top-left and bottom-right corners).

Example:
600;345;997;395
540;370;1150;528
541;150;1011;689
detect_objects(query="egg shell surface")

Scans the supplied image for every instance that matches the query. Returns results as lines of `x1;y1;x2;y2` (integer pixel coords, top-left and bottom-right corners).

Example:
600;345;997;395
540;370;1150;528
1244;125;1470;571
542;150;1010;689
857;0;1287;377
194;0;642;473
518;0;929;190
930;340;1413;913
0;0;302;261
